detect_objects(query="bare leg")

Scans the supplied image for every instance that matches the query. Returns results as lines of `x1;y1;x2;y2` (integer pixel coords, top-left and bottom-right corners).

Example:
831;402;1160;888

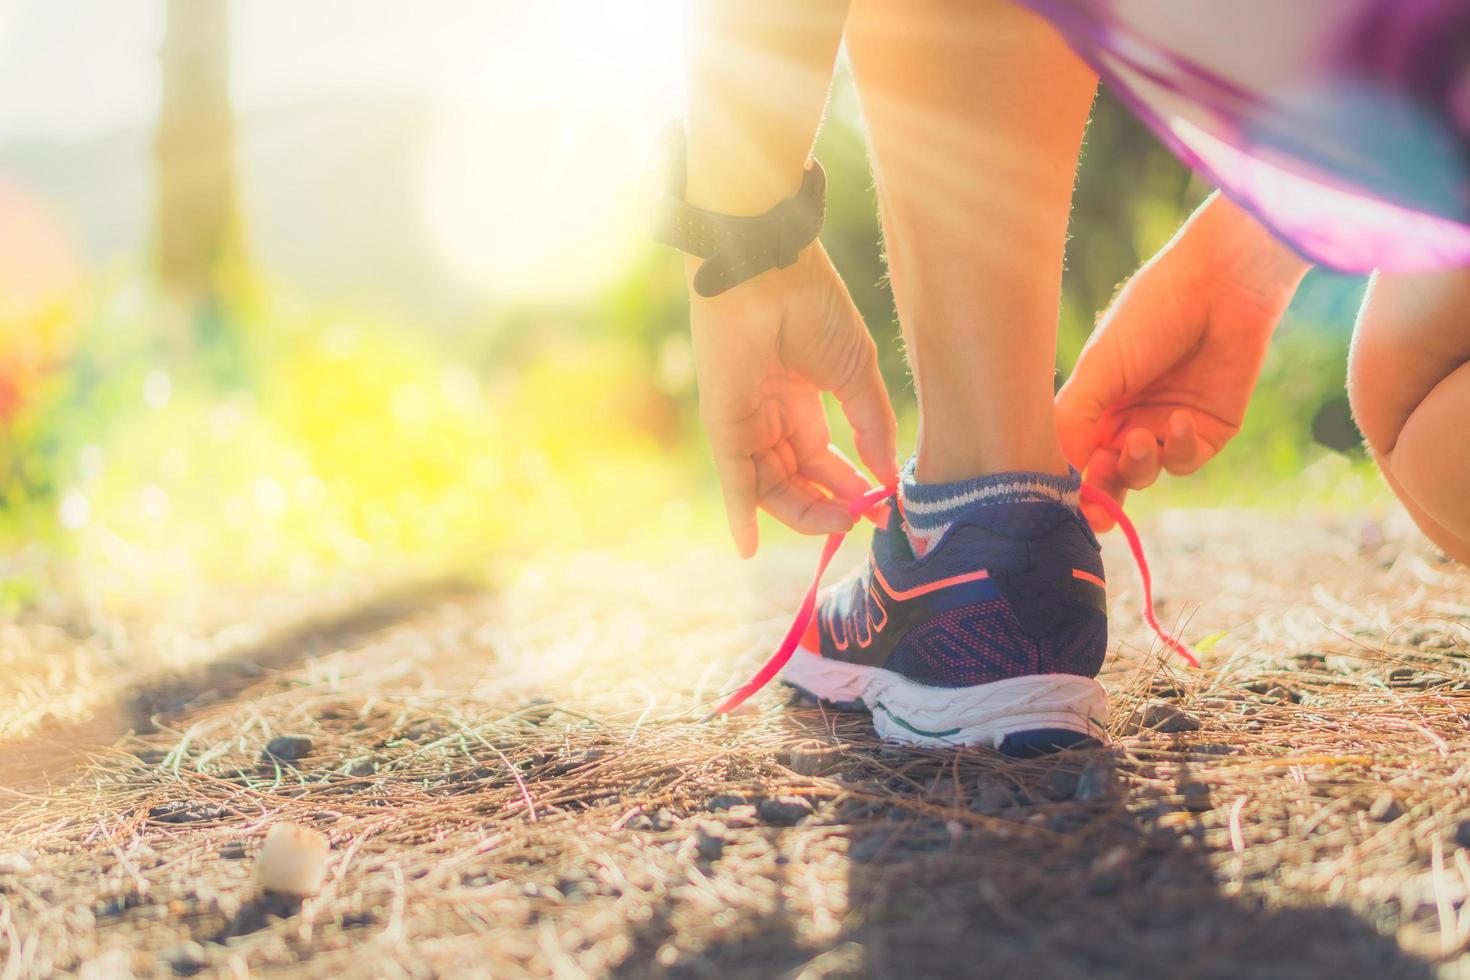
1349;268;1470;564
845;0;1096;483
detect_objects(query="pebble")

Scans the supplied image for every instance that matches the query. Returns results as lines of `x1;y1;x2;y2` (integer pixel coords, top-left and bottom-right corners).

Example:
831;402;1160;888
786;742;837;777
1179;782;1212;813
756;796;814;826
1243;681;1300;703
1042;769;1080;802
1121;701;1201;735
1388;667;1430;689
693;821;726;861
260;735;313;763
1455;820;1470;850
970;783;1015;816
1073;761;1117;803
849;834;889;863
1410;627;1457;651
702;794;747;812
255;824;330;897
148;801;230;824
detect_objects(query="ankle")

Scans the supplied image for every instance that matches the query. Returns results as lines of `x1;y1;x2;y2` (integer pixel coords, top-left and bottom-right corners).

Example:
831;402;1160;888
912;440;1069;485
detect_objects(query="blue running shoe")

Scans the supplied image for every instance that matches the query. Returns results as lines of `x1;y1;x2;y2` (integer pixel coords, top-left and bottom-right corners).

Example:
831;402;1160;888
780;494;1110;753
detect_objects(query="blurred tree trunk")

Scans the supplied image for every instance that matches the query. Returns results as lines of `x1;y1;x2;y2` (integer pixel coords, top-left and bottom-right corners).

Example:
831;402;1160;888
156;0;242;314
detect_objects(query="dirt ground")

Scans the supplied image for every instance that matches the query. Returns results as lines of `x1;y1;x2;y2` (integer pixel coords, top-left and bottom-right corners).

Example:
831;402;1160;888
4;507;1470;979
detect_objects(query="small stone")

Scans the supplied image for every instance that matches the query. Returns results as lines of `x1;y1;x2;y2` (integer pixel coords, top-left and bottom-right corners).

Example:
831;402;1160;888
1410;627;1457;651
402;720;447;742
1042;769;1080;802
970;783;1015;816
1242;681;1299;703
1121;701;1201;735
1455;820;1470;849
650;808;681;831
547;749;605;777
1073;761;1117;803
164;941;207;975
255;824;330;897
1148;677;1188;700
148;801;230;824
0;853;32;874
347;759;378;777
219;842;248;860
756;796;813;826
786;742;837;777
1389;667;1429;689
1180;781;1212;813
1368;792;1403;823
261;735;313;763
849;834;889;863
693;821;726;861
702;794;747;812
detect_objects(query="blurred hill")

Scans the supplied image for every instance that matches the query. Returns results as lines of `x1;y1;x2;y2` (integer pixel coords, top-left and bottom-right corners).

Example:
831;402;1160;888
0;94;475;323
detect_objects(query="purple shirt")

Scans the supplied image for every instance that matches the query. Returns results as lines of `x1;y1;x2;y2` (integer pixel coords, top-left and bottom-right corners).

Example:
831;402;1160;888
1020;0;1470;272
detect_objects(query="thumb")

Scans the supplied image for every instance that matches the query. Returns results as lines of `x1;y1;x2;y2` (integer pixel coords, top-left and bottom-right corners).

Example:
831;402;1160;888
1056;356;1111;473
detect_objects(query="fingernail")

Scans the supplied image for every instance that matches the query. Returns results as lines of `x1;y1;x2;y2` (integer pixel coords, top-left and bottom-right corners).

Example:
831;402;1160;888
1171;413;1191;438
1128;439;1150;460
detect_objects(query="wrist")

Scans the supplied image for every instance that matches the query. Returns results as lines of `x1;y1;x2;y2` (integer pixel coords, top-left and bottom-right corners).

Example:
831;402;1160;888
684;144;808;217
1178;193;1310;305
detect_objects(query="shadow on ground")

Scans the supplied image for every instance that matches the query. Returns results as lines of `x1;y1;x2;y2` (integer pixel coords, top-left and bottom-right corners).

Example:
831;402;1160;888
0;577;476;791
611;725;1431;980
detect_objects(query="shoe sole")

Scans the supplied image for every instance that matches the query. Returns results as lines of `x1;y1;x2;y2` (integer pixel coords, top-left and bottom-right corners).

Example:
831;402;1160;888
781;647;1109;751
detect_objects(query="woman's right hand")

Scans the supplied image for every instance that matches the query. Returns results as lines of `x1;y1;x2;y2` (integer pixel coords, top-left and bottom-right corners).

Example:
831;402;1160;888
1055;194;1310;529
688;242;898;557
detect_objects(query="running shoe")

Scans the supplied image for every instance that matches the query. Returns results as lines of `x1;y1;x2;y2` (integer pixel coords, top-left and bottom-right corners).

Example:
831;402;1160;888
779;494;1110;755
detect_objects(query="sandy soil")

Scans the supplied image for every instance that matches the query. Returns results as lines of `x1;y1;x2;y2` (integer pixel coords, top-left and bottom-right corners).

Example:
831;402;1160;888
3;508;1470;979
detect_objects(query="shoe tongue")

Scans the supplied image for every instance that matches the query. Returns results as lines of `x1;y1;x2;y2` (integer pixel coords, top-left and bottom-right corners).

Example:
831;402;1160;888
874;493;917;562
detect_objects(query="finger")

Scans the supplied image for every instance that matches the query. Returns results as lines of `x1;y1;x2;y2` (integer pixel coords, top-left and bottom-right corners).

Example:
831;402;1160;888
1055;378;1103;473
1056;315;1132;470
712;454;760;559
1080;499;1115;534
754;451;855;536
798;443;874;503
832;337;899;487
1116;427;1163;491
1161;409;1202;474
1083;447;1130;532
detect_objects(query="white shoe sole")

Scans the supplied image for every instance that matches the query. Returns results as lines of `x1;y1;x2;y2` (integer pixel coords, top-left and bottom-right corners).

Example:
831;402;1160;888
781;647;1109;749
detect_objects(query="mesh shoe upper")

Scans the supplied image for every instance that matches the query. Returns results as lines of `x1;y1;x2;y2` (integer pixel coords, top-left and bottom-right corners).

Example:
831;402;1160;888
802;495;1108;688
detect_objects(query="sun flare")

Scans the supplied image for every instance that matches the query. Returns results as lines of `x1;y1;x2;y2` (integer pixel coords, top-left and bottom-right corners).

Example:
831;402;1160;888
418;1;687;303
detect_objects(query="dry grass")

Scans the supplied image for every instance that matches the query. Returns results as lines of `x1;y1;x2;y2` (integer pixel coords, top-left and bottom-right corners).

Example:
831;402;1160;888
3;509;1470;978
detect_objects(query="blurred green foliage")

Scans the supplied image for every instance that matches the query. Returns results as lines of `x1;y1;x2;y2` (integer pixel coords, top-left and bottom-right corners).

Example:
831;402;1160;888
0;74;1384;604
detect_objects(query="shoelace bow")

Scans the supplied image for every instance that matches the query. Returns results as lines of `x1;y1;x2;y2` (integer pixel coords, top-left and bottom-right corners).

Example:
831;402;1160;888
714;482;1198;715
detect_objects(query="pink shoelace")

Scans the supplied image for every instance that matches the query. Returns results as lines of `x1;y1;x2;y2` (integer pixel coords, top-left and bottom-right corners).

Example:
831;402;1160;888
714;482;1198;715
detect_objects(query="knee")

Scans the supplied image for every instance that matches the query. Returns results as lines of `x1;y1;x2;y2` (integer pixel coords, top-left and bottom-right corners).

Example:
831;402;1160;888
1345;322;1399;459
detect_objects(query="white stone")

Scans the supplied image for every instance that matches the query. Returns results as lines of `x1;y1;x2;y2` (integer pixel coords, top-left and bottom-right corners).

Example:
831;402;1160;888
254;824;330;896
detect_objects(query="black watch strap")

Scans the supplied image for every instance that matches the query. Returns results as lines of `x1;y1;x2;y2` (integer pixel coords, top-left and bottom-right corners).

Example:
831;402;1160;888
653;129;826;298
